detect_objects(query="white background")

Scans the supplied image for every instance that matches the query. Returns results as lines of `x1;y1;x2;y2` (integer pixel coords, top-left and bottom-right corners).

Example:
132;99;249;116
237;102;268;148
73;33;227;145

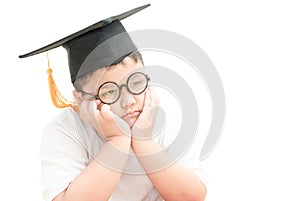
1;0;300;200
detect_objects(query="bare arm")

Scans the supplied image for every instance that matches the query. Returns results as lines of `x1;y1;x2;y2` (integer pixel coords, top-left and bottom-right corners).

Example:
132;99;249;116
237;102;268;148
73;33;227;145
54;136;130;201
131;87;206;201
54;101;131;201
131;139;207;201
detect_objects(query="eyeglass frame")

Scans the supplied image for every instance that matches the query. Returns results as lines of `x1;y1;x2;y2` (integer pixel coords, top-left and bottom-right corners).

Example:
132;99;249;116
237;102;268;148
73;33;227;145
76;72;150;105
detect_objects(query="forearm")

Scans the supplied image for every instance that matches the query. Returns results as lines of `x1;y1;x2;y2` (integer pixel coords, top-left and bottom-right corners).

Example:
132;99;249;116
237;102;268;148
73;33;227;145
58;137;131;201
131;139;207;201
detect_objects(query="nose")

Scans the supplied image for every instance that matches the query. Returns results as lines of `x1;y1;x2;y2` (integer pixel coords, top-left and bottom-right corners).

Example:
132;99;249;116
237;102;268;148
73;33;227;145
120;87;136;107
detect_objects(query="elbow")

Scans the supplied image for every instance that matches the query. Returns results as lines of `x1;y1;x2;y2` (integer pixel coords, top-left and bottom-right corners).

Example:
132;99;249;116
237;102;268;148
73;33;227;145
180;191;206;201
178;184;207;201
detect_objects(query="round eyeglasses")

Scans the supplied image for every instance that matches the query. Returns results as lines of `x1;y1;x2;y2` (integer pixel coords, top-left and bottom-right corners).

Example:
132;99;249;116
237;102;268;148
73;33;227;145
77;72;150;104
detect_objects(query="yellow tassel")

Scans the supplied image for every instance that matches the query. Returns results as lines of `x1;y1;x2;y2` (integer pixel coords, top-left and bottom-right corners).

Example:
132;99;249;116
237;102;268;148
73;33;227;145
46;52;78;111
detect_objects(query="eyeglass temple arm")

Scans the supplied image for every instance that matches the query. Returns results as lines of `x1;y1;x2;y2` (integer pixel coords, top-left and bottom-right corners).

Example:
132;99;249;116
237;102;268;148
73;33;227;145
76;89;100;99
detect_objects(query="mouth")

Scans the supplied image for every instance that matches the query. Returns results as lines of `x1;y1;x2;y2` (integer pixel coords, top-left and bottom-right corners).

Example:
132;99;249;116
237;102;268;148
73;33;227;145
122;110;141;119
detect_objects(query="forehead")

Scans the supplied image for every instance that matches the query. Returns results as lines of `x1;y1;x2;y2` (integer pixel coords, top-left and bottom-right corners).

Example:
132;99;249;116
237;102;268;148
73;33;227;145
84;59;144;91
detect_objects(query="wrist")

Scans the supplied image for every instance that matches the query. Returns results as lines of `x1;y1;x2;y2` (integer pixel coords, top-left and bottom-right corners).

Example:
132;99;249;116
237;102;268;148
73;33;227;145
108;136;131;153
95;136;131;172
131;139;160;155
131;139;173;174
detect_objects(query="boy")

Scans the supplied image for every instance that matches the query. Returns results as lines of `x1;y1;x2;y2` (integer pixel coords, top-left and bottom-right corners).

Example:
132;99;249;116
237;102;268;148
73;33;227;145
19;4;207;201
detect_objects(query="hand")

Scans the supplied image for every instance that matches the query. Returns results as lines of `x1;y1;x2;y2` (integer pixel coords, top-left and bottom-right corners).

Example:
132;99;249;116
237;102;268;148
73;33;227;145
79;100;131;141
131;86;159;140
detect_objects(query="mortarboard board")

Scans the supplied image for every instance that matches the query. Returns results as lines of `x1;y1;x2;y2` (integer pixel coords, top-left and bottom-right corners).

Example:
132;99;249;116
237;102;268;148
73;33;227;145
19;4;150;110
19;4;150;84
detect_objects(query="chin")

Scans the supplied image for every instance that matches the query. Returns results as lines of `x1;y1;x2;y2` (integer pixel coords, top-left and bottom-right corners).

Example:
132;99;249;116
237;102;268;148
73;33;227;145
126;117;139;128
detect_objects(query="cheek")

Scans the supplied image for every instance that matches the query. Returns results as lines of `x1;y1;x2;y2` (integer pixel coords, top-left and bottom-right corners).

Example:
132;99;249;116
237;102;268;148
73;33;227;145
136;92;146;106
110;93;146;116
111;104;121;116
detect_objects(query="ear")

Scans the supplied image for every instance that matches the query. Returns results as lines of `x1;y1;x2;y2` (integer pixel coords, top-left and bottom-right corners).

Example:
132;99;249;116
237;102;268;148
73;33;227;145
73;90;83;105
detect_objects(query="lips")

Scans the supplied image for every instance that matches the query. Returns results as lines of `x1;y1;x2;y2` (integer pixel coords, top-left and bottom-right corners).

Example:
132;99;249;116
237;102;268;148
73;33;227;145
122;110;141;119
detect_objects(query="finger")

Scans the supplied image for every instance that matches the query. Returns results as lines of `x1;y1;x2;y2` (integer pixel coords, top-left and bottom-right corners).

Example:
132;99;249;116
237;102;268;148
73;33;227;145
140;89;153;119
143;87;152;108
97;101;103;111
100;104;114;122
88;100;103;123
149;86;159;107
145;87;160;123
80;101;101;129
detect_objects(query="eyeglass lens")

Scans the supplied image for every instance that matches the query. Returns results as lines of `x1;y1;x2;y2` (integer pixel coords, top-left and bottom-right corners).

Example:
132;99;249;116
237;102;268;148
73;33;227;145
98;72;148;104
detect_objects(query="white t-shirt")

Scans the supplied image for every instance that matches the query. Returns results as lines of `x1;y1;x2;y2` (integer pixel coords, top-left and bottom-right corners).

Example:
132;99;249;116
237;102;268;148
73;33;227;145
40;108;207;201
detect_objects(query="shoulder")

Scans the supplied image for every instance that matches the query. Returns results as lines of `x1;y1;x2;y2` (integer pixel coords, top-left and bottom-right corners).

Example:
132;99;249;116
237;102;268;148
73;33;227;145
44;108;90;135
41;108;103;155
46;108;80;128
41;108;89;150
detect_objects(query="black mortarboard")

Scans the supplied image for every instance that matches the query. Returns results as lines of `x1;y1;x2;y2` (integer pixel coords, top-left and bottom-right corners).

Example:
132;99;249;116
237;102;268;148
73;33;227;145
19;4;150;84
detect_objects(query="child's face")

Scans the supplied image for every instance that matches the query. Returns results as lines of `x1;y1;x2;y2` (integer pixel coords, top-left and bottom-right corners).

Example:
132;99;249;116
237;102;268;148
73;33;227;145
82;59;146;128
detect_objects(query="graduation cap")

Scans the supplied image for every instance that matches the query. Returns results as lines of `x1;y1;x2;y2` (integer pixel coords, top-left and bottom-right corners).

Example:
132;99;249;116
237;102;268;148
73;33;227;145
19;4;150;110
19;4;150;83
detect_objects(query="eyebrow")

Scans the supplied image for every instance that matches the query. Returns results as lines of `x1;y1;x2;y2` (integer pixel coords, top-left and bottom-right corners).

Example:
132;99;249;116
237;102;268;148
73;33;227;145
100;84;117;90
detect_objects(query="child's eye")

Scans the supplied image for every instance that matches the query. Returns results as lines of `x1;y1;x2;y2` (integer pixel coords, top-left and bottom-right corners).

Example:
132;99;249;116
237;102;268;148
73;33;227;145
129;79;146;91
132;80;143;86
101;90;117;98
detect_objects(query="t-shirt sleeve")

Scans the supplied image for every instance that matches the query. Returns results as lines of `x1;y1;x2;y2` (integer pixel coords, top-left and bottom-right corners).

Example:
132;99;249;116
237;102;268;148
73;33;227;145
176;136;209;189
160;127;209;189
40;122;89;201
